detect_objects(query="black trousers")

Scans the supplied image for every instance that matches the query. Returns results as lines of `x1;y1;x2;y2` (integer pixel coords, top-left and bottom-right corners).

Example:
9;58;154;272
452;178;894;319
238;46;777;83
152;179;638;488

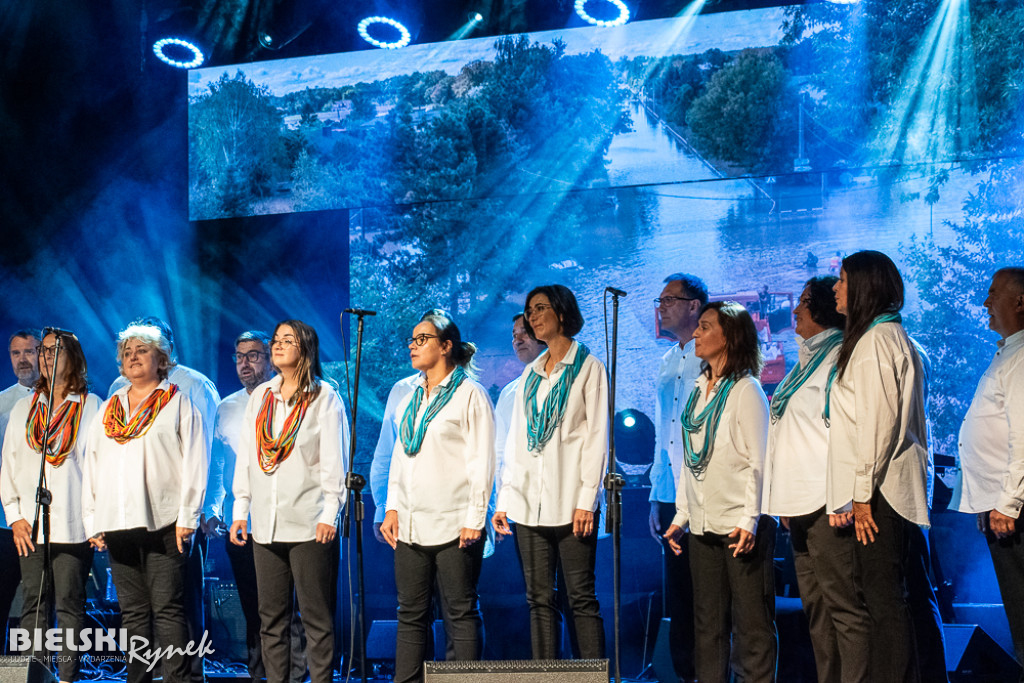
184;528;206;683
394;539;484;683
514;522;604;660
0;528;22;650
105;525;191;683
655;501;696;680
253;539;337;683
789;507;870;683
18;541;93;682
906;526;948;683
987;518;1024;683
689;517;777;683
854;491;920;683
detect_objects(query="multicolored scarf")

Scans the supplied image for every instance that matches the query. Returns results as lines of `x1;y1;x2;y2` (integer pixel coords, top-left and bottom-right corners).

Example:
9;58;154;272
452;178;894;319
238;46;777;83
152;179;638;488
681;377;737;479
822;312;903;425
25;392;85;467
103;385;179;444
769;329;843;423
399;367;468;456
256;388;312;474
524;343;590;453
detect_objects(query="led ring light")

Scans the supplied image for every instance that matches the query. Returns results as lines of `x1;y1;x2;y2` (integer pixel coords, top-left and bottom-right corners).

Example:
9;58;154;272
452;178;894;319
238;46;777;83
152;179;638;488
358;16;412;49
574;0;630;27
153;38;205;68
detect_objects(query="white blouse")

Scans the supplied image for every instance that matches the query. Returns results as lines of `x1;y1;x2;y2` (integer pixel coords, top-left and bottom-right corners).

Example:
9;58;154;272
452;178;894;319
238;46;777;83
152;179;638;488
386;370;495;546
650;340;704;504
2;392;100;543
232;376;349;544
496;341;609;527
83;381;208;537
369;374;418;525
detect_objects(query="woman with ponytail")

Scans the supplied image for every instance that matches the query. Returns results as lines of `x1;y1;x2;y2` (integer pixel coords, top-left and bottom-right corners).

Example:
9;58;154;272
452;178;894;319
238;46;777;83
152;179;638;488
825;251;930;682
230;320;349;683
493;284;608;660
662;301;775;683
2;328;98;683
379;310;495;682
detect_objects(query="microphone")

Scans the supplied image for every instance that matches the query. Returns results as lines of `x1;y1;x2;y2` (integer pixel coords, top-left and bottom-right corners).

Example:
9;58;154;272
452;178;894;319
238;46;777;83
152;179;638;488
605;287;628;298
343;308;377;316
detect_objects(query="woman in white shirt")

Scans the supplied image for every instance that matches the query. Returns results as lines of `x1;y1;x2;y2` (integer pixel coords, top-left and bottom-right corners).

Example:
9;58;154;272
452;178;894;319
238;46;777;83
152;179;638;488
83;324;207;683
493;284;608;660
380;310;495;683
827;251;930;682
1;328;99;683
663;301;775;683
229;320;349;683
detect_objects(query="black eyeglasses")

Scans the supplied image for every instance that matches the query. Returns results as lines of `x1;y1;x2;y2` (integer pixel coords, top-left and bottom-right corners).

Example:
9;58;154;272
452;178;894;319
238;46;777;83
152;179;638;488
232;351;267;363
524;303;553;318
270;337;298;348
36;345;58;359
654;296;697;306
406;334;439;347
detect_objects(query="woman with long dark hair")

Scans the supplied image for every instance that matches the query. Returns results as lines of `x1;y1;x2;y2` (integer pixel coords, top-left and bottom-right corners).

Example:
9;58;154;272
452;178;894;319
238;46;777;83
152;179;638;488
493;284;608;660
826;250;930;682
1;329;99;683
380;310;495;682
663;301;776;683
230;320;349;683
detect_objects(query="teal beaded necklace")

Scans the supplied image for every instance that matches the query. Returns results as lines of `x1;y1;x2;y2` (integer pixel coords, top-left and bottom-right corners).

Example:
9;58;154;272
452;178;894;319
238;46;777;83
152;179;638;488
681;376;737;479
523;342;590;452
399;366;467;456
769;328;843;423
822;312;902;425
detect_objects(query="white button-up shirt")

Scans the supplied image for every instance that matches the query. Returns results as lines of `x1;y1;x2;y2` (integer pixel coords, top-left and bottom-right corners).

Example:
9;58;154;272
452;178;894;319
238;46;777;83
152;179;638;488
951;329;1024;517
2;392;100;543
83;381;208;537
0;382;33;528
671;375;769;535
386;370;495;546
826;322;930;526
650;341;704;504
232;377;349;544
496;341;608;527
204;388;249;524
763;329;841;517
494;377;520;488
370;374;418;524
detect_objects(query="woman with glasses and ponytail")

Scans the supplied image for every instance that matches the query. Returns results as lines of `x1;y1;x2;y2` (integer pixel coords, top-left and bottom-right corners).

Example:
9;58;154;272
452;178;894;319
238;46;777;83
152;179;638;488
1;328;98;683
379;310;495;683
662;301;775;683
229;320;349;683
493;284;608;660
826;251;930;682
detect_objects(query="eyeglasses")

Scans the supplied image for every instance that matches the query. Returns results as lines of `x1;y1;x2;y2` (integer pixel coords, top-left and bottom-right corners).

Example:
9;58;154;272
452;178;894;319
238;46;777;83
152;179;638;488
525;303;553;318
233;350;267;363
406;334;439;347
271;337;298;348
654;296;697;307
36;345;58;359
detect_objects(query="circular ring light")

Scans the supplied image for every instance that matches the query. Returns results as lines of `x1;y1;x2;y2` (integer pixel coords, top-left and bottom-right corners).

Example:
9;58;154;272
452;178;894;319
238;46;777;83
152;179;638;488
574;0;629;27
153;38;205;68
357;16;411;49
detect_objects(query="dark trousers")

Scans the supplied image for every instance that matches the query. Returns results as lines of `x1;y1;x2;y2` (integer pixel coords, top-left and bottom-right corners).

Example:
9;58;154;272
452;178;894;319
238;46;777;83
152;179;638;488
854;491;920;683
0;528;21;649
253;539;337;683
184;528;206;683
987;519;1024;683
689;516;777;683
394;539;484;683
106;525;191;683
18;542;93;681
789;507;870;683
655;502;695;680
514;522;604;660
906;526;948;683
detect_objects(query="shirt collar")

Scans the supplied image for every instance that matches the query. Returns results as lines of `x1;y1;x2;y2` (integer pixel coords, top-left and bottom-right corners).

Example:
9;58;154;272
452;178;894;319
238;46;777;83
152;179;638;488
415;367;459;391
1000;329;1024;351
678;338;696;356
798;327;841;364
530;340;580;378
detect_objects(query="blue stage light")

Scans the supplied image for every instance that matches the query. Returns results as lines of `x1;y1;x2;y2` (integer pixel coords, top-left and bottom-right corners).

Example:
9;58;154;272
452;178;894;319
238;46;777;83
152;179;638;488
152;38;205;69
357;16;412;49
623;415;636;428
574;0;630;27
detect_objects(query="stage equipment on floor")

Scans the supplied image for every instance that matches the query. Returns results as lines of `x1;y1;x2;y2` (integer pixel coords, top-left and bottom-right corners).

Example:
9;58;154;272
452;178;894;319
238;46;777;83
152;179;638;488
357;16;411;49
943;623;1021;682
424;658;609;682
574;0;630;27
604;286;627;683
152;38;204;68
0;657;56;683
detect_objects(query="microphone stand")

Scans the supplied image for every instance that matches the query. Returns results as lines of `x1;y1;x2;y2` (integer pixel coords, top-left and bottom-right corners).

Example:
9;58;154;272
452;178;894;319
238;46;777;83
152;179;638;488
603;291;624;683
340;311;370;683
30;334;63;667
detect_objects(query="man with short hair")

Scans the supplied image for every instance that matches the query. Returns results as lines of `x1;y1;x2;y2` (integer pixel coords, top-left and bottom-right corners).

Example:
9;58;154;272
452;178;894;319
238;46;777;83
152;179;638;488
649;274;708;683
952;267;1024;679
0;328;40;643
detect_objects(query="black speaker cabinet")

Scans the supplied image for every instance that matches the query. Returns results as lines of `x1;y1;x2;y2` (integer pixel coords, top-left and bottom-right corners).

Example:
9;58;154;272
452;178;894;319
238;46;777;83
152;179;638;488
0;657;57;683
944;623;1021;682
424;659;608;682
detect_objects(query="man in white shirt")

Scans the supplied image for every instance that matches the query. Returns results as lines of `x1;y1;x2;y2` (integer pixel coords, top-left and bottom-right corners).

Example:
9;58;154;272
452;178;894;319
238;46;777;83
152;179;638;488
952;266;1024;674
0;328;39;644
649;273;707;683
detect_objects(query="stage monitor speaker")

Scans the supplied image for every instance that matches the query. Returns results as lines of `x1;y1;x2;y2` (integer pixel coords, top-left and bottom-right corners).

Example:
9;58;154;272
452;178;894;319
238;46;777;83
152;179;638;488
424;658;608;682
0;657;58;683
944;623;1021;682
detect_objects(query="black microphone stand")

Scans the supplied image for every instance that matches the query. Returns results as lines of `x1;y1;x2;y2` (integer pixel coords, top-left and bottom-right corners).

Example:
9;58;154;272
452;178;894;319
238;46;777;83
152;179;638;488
30;334;64;668
603;291;625;683
340;311;371;683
